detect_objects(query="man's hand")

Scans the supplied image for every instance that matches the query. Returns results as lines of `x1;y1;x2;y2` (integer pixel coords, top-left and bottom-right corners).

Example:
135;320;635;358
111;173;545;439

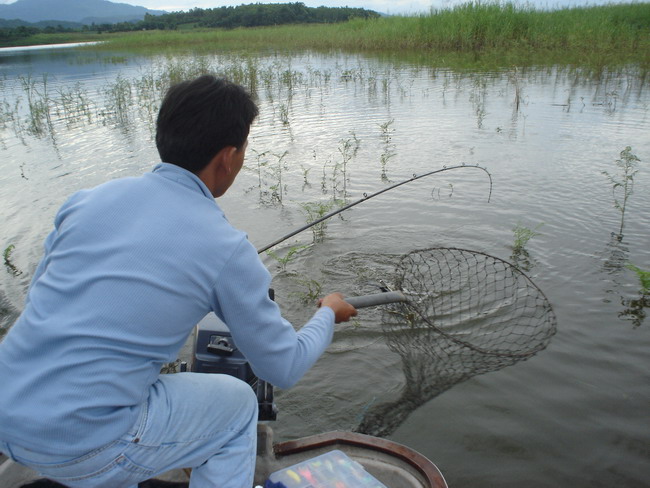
318;292;358;324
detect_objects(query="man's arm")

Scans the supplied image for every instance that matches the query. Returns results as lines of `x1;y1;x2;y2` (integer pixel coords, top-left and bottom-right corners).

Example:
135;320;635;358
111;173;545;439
211;239;356;389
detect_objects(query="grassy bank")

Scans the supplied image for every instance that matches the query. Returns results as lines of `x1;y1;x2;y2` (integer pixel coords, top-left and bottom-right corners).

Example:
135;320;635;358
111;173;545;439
95;2;650;67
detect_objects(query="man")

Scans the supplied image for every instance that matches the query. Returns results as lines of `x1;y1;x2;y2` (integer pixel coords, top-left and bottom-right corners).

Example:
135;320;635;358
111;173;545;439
0;75;357;488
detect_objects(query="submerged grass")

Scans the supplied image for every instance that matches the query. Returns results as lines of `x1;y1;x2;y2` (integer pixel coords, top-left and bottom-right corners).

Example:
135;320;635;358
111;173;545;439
97;3;650;68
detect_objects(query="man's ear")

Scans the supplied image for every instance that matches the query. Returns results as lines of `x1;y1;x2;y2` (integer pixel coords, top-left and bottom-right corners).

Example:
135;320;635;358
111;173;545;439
221;146;238;175
210;146;237;175
198;146;239;197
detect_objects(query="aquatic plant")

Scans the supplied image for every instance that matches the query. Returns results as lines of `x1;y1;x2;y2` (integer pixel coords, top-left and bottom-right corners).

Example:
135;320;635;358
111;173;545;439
334;133;361;199
378;119;396;180
133;69;162;132
3;244;22;277
602;146;640;237
290;275;323;304
0;99;15;130
20;74;53;136
244;149;290;206
278;101;290;125
160;56;212;89
266;244;309;272
269;150;289;205
513;222;543;252
55;82;93;127
508;67;524;114
103;74;133;125
299;200;341;243
470;76;488;128
510;222;543;271
626;263;650;294
248;149;270;189
299;163;312;190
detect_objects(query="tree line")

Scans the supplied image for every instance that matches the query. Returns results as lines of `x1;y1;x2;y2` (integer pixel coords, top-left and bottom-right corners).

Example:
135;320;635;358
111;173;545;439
0;24;75;43
138;3;379;30
1;2;380;42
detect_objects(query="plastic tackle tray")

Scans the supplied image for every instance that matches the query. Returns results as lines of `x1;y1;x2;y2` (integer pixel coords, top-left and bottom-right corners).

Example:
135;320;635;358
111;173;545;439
267;449;389;488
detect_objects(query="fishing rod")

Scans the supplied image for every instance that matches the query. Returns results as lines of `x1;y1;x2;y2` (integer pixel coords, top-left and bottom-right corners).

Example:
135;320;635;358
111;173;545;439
257;163;492;254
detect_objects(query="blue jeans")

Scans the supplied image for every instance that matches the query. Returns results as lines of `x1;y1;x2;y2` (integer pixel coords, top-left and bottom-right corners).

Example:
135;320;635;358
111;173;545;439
0;373;258;488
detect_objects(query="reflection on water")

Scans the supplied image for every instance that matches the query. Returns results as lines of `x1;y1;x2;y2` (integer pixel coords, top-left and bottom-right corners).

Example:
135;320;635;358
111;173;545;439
599;233;649;328
620;293;649;328
601;232;630;275
1;46;649;487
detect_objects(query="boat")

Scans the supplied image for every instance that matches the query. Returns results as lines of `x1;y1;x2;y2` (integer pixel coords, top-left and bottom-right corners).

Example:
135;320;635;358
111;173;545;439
0;424;447;488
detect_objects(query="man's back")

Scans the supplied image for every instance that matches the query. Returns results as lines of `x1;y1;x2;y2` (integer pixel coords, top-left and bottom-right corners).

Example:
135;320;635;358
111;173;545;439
0;163;245;455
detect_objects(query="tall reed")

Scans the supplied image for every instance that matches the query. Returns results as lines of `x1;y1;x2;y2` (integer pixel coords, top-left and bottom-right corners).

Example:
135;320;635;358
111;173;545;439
100;3;650;67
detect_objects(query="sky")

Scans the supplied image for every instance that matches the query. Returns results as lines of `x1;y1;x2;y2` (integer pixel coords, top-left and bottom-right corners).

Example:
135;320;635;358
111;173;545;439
0;0;642;15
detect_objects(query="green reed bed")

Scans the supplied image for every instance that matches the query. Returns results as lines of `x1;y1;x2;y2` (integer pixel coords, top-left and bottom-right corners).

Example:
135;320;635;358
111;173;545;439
100;3;650;67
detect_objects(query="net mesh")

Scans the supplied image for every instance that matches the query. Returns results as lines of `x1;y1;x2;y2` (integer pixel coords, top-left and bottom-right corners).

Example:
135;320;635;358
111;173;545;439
355;247;557;436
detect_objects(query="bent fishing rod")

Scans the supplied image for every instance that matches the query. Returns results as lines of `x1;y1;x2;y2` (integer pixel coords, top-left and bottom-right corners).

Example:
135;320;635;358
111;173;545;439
257;163;492;254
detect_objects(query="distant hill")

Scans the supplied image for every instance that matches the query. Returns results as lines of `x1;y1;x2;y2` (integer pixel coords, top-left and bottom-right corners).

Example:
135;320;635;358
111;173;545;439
0;0;165;25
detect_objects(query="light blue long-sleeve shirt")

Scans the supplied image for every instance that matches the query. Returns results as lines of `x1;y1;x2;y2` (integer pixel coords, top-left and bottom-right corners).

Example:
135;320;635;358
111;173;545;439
0;163;334;455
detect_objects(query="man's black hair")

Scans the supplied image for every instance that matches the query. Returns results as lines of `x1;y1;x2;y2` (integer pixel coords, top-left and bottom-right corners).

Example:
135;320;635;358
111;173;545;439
156;75;259;174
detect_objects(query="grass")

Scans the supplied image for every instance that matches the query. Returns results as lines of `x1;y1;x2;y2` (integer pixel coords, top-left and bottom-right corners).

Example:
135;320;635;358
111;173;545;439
93;3;650;68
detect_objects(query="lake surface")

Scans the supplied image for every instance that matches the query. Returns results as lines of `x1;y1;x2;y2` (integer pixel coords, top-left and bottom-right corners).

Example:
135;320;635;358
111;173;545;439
1;44;649;487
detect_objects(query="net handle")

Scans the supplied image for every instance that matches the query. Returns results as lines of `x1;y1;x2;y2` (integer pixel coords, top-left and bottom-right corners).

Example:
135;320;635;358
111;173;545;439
345;291;408;309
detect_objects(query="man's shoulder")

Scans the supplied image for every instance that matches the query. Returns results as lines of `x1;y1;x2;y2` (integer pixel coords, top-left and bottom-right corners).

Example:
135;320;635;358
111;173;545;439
70;173;148;199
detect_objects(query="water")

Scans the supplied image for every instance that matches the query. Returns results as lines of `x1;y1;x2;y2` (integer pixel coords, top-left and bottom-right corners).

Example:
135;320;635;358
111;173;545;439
1;45;649;487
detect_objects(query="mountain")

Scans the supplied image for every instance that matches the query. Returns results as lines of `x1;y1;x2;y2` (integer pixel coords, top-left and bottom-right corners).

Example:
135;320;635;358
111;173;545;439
0;0;166;24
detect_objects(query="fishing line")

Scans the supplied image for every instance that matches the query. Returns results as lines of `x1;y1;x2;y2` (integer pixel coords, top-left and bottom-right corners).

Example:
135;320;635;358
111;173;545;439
256;164;492;254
